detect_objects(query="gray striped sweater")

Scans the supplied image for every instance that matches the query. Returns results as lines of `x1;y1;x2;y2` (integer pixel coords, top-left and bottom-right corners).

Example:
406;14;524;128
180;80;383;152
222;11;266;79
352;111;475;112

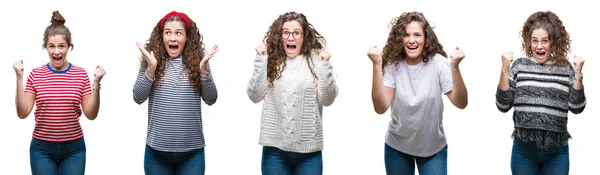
133;57;217;152
247;54;338;153
496;57;586;149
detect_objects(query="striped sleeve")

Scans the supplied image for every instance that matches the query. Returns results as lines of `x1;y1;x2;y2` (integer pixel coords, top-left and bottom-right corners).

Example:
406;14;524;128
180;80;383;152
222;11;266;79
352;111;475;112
568;64;586;114
132;66;154;104
201;63;217;105
25;71;36;94
496;58;520;112
81;72;92;96
247;55;268;103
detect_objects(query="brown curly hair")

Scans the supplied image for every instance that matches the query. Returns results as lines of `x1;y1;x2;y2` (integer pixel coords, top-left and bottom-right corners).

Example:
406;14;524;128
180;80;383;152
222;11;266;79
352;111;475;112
43;11;74;50
139;12;205;94
521;11;570;67
381;11;446;70
264;11;325;88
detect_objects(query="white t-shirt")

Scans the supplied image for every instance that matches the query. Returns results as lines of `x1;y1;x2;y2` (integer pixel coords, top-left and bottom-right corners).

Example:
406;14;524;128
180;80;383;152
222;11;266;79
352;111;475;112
383;53;453;157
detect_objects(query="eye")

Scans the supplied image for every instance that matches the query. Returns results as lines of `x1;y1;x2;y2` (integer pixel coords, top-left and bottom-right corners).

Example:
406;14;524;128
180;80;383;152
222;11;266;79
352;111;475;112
541;40;549;45
165;31;171;35
283;31;290;35
293;31;301;36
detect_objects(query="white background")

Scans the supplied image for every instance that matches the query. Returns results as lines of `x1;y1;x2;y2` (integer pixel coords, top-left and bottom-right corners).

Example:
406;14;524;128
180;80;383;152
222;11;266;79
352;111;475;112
0;0;597;174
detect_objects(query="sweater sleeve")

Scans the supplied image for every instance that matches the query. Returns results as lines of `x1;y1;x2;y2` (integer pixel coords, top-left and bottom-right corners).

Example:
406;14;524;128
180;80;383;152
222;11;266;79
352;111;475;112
316;59;338;106
132;65;154;104
247;55;269;103
496;58;520;113
568;64;586;114
200;63;218;106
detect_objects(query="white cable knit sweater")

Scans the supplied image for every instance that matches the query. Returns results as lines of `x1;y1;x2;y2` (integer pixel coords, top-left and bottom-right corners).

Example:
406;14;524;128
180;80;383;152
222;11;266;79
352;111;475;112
247;54;338;153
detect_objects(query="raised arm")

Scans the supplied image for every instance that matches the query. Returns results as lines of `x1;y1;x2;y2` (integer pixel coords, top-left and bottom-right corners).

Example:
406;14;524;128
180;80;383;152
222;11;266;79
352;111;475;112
445;47;468;109
247;42;269;103
315;48;338;106
14;60;35;119
199;45;219;106
568;55;586;114
368;46;395;114
496;52;517;113
82;66;105;120
132;42;157;104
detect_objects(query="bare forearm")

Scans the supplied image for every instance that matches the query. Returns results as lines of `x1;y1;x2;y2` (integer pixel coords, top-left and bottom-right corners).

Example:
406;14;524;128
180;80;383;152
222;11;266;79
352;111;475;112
574;72;583;90
15;78;29;118
451;67;468;109
145;66;156;80
85;84;101;120
371;64;388;114
498;69;509;90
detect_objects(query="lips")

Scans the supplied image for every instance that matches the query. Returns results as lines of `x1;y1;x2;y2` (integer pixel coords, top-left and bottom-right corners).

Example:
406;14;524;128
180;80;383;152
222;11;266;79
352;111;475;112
168;44;179;52
407;45;418;50
286;43;297;53
536;51;546;57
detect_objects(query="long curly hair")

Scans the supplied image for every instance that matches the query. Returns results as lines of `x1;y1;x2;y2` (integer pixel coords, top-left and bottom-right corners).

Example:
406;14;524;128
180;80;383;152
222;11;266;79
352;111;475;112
43;11;73;50
381;11;446;69
139;12;205;94
264;11;325;88
521;11;570;67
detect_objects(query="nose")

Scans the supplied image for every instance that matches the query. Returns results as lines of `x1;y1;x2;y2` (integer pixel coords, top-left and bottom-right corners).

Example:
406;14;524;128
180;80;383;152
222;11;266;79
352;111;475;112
287;36;295;42
52;47;61;55
408;36;416;44
169;34;177;41
536;42;543;49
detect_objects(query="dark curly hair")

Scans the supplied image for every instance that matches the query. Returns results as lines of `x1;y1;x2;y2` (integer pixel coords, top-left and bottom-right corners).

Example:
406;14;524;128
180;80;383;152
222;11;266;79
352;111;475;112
43;11;73;50
381;11;446;69
139;12;205;94
264;11;325;88
521;11;570;67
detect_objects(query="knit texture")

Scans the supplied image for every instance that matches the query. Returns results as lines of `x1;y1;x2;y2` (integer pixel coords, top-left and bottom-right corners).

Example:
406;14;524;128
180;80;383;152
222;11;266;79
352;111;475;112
247;54;338;153
496;57;586;149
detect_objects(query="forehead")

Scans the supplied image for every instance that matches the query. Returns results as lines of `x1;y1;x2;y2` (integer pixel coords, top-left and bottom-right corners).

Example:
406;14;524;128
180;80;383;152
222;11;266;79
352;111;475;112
531;28;549;38
405;21;423;33
47;35;67;43
163;21;186;30
282;20;302;30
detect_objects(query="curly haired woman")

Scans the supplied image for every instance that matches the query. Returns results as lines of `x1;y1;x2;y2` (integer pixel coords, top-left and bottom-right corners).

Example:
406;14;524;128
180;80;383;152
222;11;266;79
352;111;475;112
496;11;586;174
247;11;338;175
367;11;468;175
132;11;219;175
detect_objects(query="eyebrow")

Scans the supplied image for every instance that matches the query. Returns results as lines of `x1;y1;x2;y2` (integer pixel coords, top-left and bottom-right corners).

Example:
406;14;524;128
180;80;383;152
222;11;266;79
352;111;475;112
283;28;302;31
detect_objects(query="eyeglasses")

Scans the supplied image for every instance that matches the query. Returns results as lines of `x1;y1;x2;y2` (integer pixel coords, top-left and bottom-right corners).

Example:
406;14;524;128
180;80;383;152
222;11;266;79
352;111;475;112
531;39;550;46
282;31;303;39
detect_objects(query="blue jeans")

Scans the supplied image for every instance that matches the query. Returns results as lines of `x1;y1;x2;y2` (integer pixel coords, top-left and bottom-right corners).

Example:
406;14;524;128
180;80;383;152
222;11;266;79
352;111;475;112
30;137;86;175
144;145;205;175
384;143;447;175
261;146;323;175
511;139;569;175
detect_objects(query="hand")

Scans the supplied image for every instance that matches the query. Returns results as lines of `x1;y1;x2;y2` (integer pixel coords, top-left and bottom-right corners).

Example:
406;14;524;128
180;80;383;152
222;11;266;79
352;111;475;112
318;48;331;62
501;51;514;72
367;45;382;65
94;65;106;83
13;60;24;78
572;55;584;74
256;41;267;56
449;47;465;68
136;42;157;68
200;45;219;74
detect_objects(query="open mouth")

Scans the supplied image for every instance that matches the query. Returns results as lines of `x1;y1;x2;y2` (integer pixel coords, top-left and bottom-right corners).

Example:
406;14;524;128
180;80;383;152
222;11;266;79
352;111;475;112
407;45;418;51
535;51;546;57
168;44;179;52
53;56;63;61
286;43;297;53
